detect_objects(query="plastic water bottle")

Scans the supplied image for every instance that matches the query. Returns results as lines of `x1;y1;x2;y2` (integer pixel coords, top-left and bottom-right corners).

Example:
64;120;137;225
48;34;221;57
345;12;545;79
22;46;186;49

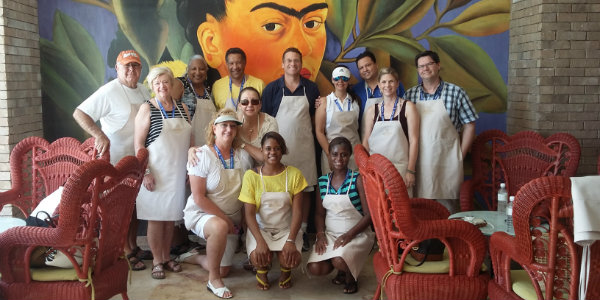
497;183;508;212
506;196;514;232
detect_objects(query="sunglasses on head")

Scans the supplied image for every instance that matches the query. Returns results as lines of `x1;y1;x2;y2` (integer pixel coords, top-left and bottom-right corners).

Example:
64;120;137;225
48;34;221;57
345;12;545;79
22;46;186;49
333;76;349;82
240;99;260;106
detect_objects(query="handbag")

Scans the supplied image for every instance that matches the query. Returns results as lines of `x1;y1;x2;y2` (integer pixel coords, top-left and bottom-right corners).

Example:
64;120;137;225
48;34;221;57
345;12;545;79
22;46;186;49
409;239;445;266
25;186;63;227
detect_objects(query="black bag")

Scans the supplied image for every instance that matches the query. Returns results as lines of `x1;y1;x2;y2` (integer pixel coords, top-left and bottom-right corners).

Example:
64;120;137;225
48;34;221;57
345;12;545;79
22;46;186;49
25;211;58;228
409;239;445;266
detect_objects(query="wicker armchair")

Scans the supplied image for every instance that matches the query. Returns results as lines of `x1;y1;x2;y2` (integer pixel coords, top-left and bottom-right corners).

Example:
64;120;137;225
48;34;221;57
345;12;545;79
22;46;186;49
488;176;600;300
0;136;106;217
0;148;148;300
355;145;489;300
460;130;580;212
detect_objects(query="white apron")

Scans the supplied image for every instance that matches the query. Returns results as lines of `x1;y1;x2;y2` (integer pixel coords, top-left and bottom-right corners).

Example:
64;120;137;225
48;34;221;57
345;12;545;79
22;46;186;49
360;83;383;139
106;102;140;165
307;172;374;280
320;99;360;174
415;99;463;199
367;101;413;197
275;88;317;186
246;167;303;255
137;100;191;220
191;96;216;147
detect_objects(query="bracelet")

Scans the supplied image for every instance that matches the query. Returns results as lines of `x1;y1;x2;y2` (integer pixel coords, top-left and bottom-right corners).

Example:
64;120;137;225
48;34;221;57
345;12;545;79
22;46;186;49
285;238;295;244
407;169;416;175
144;168;151;176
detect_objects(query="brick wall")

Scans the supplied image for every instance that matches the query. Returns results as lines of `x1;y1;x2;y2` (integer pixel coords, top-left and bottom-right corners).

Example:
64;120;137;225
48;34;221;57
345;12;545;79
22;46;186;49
0;0;42;198
508;0;600;175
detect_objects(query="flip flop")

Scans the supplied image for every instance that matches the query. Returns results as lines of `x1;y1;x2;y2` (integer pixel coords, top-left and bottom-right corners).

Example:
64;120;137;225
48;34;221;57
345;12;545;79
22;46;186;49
331;270;346;285
278;267;292;289
255;269;270;290
207;280;233;299
344;280;358;294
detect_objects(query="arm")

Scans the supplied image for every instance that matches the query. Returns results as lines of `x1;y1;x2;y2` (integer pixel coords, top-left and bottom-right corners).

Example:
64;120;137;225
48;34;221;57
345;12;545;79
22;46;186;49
314;98;329;155
281;190;303;267
243;144;264;163
334;175;372;249
461;122;476;159
133;103;154;190
189;175;235;233
313;189;328;255
73;109;109;156
404;101;420;188
244;202;271;266
361;105;376;152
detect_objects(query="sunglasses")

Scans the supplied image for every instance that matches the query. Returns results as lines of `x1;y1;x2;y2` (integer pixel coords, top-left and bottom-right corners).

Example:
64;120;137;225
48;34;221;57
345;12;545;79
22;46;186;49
240;99;260;106
333;76;349;82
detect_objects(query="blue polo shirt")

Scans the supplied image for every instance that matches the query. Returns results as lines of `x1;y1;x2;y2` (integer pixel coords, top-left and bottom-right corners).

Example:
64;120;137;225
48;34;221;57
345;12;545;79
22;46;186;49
352;80;405;123
261;76;320;117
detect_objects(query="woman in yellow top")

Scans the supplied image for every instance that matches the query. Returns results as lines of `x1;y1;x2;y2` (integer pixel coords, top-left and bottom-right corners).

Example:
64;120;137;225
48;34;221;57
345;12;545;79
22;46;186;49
239;131;306;290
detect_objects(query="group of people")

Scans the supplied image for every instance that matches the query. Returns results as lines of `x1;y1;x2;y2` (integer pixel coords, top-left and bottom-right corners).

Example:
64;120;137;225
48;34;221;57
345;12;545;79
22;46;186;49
72;44;478;298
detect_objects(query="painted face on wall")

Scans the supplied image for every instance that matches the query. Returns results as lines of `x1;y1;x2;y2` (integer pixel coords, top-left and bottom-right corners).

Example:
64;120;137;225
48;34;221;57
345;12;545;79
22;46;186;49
198;0;328;83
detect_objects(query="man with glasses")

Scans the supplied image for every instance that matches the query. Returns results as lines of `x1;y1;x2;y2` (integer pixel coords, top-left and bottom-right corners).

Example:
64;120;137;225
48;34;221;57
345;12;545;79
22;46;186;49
404;50;478;213
351;51;405;138
73;49;151;270
212;48;264;110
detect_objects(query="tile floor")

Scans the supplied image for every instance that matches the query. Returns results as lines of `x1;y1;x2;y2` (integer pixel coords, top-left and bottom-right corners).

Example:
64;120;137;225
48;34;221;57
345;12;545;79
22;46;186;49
111;237;378;300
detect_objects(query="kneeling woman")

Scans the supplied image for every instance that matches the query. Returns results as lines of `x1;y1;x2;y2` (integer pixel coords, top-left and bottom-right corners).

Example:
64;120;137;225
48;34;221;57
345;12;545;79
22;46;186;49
183;109;253;299
307;137;374;294
239;132;306;290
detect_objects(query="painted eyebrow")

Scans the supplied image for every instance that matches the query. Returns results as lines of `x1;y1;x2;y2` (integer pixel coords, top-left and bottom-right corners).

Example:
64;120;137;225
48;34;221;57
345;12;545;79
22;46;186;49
250;2;328;20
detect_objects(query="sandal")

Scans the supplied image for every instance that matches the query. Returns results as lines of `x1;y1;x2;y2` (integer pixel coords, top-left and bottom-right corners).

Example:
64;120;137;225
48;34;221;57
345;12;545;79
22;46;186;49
126;252;146;271
207;280;233;299
343;280;358;294
255;269;270;290
164;259;182;273
331;270;346;285
151;263;165;280
175;247;200;263
278;267;292;289
133;246;153;261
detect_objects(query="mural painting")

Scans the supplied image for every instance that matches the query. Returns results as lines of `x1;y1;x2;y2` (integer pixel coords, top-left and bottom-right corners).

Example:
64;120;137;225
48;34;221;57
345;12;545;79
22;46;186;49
38;0;509;141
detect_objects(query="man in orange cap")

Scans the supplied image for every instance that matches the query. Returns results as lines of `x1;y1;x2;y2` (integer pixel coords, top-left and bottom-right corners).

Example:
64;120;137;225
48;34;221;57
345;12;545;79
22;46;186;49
73;49;151;271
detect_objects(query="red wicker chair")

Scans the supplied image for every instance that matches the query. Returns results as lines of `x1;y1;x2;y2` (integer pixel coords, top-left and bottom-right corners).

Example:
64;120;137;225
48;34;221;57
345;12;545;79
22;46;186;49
0;136;107;217
461;130;580;211
0;148;148;300
488;176;600;300
355;145;489;300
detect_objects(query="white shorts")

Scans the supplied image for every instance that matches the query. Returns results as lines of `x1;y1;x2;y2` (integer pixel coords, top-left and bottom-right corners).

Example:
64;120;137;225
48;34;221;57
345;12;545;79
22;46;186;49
191;214;239;267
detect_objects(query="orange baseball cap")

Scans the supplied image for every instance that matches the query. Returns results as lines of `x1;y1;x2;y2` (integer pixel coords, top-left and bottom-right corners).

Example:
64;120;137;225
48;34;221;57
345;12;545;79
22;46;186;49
116;50;141;65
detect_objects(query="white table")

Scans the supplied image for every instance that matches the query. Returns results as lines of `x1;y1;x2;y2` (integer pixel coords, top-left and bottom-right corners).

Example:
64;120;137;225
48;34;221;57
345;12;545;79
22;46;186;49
449;210;515;236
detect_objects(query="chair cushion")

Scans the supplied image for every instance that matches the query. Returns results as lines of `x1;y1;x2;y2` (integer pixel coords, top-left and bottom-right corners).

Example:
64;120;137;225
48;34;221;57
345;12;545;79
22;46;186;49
30;267;79;281
511;269;542;300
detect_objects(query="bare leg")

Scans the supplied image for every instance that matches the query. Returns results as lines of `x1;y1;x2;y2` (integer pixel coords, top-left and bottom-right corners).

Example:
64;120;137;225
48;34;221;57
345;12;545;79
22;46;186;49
331;257;357;293
307;260;333;276
200;216;231;298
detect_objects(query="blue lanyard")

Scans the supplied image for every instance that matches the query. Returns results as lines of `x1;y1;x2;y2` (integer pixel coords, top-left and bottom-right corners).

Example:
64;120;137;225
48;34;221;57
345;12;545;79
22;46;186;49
156;99;175;118
229;75;246;109
379;98;399;121
186;76;208;99
334;98;351;112
214;144;234;169
419;82;443;100
328;169;351;195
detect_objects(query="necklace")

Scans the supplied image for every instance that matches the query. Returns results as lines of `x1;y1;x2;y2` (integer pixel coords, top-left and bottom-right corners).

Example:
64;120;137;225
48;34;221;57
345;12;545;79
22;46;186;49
244;114;260;141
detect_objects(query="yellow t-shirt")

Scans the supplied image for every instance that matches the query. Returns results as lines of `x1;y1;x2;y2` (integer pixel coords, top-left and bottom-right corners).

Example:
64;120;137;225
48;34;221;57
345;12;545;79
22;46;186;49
212;74;265;110
239;166;307;210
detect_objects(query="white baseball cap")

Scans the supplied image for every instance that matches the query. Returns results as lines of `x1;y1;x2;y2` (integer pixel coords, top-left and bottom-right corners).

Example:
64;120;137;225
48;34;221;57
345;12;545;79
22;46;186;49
214;115;242;125
332;66;351;79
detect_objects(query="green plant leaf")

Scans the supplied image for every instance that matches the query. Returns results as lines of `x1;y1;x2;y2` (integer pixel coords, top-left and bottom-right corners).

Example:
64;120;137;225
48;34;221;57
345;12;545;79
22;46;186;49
325;0;358;47
445;0;510;36
357;34;424;63
358;0;434;38
51;10;104;85
427;35;507;113
158;0;189;61
179;42;195;63
379;0;435;36
357;0;405;37
108;29;150;80
112;0;168;65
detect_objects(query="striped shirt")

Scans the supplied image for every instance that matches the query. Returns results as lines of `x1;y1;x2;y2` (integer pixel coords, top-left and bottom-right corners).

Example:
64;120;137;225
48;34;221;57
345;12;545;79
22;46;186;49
404;80;478;132
318;170;362;214
144;100;188;148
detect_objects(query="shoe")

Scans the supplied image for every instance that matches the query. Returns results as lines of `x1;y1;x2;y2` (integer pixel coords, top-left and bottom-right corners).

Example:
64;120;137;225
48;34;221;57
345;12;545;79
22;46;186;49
302;233;310;252
207;280;233;299
126;252;146;271
175;247;200;263
163;259;182;272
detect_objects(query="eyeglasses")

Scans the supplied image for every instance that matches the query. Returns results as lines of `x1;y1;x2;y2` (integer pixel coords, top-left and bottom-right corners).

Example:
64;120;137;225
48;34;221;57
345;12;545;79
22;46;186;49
333;76;349;82
121;63;141;70
240;99;260;106
417;62;437;69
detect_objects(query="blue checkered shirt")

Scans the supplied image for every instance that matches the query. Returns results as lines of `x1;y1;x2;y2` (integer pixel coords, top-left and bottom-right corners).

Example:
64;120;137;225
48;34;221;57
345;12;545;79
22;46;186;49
404;81;478;132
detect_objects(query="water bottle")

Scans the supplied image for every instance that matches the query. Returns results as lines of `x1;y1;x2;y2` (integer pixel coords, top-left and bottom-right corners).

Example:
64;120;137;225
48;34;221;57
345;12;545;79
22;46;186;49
497;183;507;212
506;196;514;232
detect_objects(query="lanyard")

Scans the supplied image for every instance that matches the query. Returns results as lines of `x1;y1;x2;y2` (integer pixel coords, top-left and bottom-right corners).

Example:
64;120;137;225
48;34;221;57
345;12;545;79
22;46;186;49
419;81;443;100
156;99;175;118
186;76;208;99
229;75;246;109
327;169;351;195
214;144;234;169
379;98;399;121
334;98;351;112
